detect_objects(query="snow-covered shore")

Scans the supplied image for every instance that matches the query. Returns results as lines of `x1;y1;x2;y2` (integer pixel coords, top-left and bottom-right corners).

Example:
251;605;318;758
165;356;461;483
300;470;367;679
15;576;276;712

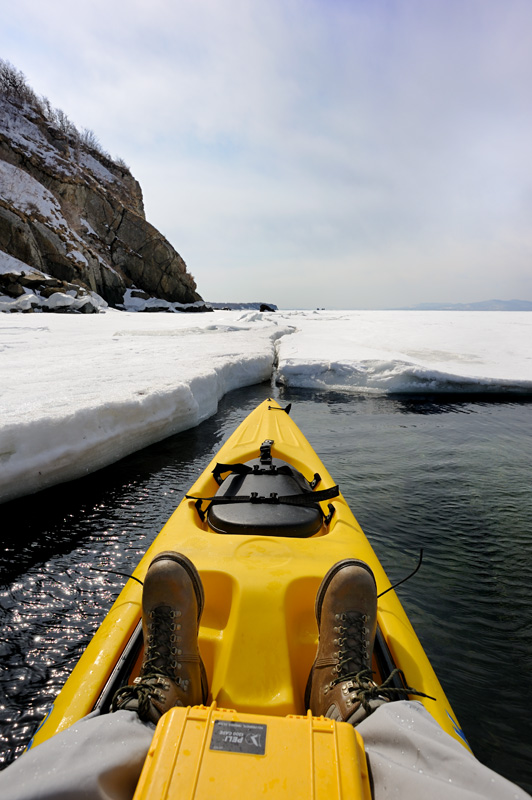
1;309;531;504
276;310;532;393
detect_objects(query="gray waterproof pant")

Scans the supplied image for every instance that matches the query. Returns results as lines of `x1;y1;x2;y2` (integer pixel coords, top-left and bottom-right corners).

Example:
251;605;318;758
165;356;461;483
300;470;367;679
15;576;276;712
0;701;529;800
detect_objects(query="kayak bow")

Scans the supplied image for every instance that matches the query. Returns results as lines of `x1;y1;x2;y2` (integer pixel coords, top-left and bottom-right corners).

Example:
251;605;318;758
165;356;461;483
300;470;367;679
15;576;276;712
29;399;469;796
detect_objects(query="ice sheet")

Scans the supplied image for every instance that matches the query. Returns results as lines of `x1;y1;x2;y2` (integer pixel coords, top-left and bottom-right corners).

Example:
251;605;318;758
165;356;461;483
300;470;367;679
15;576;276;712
0;311;291;502
1;309;531;503
275;310;532;393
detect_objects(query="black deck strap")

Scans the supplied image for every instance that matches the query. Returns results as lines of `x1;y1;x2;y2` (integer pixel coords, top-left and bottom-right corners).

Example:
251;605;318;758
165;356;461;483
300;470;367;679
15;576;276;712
186;484;339;509
271;465;294;476
276;485;339;505
212;462;253;486
212;461;297;486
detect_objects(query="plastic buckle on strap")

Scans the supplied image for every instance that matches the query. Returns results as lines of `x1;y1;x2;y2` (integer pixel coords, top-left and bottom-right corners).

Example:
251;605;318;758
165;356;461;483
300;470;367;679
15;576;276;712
195;498;206;522
260;439;274;465
310;473;321;489
324;503;336;526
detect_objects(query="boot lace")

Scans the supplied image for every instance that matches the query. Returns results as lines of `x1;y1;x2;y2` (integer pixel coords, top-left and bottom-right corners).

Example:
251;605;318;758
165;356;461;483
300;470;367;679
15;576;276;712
332;611;372;682
111;677;168;720
141;605;180;679
331;612;435;713
110;605;182;719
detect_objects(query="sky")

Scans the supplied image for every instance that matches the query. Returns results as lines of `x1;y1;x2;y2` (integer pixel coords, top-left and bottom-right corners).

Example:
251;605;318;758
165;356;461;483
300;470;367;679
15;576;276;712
1;0;532;309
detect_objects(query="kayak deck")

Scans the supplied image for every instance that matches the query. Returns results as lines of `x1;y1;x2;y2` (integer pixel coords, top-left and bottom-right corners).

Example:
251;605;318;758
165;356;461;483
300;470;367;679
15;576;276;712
30;398;468;755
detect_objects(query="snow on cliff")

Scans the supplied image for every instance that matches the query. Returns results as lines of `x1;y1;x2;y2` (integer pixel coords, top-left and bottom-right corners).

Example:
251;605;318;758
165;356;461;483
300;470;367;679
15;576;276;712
0;85;200;308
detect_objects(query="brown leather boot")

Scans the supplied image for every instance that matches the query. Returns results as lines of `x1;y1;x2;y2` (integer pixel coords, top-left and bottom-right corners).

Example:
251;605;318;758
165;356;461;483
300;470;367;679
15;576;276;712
111;551;208;723
305;559;386;725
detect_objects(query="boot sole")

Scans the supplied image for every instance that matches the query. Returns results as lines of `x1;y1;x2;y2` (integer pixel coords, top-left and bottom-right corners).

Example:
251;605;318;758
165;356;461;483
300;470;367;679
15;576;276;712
148;550;209;703
305;559;376;711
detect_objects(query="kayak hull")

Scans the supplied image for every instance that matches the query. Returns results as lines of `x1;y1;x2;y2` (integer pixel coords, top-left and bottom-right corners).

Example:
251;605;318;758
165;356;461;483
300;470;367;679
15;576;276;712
30;399;468;754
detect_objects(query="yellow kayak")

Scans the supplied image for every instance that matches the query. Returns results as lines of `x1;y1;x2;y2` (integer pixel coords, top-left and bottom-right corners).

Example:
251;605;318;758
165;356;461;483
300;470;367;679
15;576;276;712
28;398;469;798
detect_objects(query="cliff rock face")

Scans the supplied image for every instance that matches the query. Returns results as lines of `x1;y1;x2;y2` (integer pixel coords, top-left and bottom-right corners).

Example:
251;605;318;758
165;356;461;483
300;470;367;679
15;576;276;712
0;92;201;308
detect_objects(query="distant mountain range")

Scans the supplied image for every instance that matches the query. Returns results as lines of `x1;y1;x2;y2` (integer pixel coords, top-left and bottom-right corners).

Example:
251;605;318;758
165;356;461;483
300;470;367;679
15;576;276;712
399;300;532;311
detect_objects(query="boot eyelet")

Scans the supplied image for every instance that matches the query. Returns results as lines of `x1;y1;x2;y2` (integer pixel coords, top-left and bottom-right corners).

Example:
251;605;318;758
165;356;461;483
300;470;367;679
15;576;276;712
177;649;182;655
177;662;182;669
176;624;181;630
176;611;182;617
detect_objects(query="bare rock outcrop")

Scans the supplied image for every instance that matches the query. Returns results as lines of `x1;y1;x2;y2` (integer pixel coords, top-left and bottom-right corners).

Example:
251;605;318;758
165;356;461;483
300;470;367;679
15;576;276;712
0;251;107;313
0;86;201;309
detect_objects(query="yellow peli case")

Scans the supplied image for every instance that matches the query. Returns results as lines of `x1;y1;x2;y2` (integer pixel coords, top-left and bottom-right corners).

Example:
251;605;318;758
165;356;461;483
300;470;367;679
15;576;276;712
134;703;371;800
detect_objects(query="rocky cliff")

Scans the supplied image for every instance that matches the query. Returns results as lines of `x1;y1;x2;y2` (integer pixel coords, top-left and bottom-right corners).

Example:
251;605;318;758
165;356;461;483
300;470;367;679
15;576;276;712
0;63;201;312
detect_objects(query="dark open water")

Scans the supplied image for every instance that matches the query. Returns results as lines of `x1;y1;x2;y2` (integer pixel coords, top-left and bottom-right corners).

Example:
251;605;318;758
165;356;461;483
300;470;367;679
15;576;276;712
1;383;531;793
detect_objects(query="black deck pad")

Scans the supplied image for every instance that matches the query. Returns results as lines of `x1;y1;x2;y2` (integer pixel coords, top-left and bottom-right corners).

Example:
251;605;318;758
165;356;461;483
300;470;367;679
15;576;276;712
207;458;324;537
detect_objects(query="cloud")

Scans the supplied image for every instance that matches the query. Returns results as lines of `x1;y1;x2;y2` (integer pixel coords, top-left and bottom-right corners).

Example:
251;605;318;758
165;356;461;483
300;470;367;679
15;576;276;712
2;0;532;307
